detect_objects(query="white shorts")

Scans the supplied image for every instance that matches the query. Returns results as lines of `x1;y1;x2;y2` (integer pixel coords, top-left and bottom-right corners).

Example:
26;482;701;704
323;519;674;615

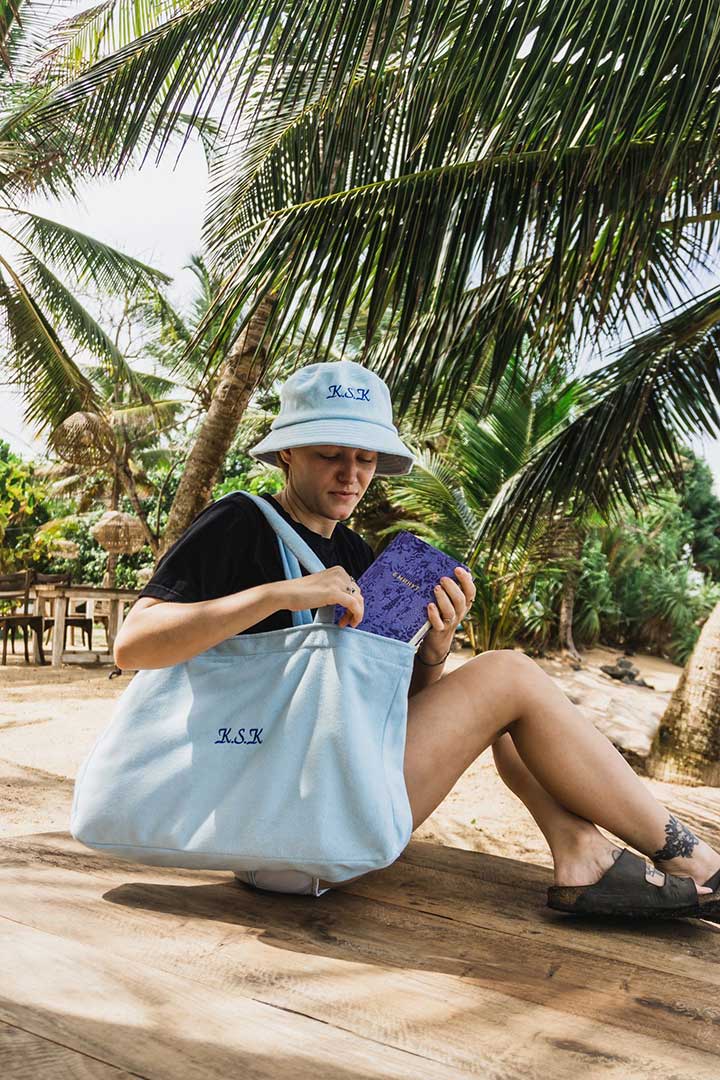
234;868;332;896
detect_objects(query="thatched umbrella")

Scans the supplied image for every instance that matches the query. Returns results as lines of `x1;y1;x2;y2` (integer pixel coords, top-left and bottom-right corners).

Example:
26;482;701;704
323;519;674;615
47;538;80;560
91;510;146;587
48;411;115;467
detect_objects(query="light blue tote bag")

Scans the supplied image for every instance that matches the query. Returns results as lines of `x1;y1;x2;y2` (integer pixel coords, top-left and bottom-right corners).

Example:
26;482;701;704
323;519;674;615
70;491;416;882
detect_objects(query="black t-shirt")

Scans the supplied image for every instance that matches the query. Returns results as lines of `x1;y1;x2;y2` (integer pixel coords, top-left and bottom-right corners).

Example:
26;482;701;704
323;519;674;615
137;492;375;634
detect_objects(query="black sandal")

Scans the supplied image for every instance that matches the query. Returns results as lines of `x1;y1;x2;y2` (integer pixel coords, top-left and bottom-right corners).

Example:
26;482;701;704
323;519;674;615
547;848;720;920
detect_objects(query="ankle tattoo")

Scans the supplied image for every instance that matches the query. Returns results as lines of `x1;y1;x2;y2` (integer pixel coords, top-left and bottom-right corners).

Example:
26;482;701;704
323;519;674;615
651;814;699;863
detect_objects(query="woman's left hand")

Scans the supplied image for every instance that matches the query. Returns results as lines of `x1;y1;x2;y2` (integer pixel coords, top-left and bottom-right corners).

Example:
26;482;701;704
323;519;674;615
420;566;476;663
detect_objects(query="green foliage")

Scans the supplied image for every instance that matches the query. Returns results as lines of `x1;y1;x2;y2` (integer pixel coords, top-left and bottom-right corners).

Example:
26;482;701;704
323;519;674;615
384;358;580;651
211;445;284;500
516;576;563;650
571;484;720;663
573;540;619;647
678;451;720;578
0;438;51;570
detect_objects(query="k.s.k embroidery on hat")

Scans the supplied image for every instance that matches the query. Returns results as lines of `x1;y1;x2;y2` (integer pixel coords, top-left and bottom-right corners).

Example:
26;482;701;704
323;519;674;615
326;384;371;401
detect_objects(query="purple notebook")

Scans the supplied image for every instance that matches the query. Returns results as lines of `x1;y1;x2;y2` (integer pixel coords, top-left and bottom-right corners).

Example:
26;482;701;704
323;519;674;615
332;531;471;645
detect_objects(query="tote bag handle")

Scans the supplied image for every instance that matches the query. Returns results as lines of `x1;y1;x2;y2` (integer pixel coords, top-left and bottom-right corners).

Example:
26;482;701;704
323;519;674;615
217;491;338;627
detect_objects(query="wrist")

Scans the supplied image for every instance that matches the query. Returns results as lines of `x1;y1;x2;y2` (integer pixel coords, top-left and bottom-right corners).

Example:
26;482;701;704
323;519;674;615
417;636;452;666
264;579;293;615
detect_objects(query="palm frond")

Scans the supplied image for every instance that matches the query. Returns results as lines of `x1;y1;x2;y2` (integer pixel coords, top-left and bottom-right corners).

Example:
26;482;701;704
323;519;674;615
0;0;22;68
479;283;720;549
381;444;480;557
109;396;186;435
9;208;171;288
17;249;163;408
33;0;185;83
0;256;101;430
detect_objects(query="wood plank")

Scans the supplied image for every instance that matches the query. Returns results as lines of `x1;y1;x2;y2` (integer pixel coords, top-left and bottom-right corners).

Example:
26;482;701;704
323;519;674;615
9;832;720;985
33;588;139;600
0;918;468;1080
378;839;720;974
0;1019;140;1079
2;834;720;1074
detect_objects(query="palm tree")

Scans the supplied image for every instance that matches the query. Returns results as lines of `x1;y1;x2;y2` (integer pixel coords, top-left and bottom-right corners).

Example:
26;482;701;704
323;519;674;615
645;604;720;787
0;2;172;439
28;0;720;544
28;1;720;779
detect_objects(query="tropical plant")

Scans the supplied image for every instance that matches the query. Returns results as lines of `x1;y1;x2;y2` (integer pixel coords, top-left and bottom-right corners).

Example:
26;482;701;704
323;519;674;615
0;437;49;572
582;490;720;664
373;356;582;651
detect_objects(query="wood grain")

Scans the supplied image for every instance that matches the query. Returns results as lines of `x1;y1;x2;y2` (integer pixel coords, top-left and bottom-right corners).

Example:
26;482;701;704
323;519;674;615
0;1019;141;1079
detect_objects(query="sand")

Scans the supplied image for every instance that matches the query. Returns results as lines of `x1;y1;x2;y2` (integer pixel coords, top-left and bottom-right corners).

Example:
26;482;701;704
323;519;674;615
3;638;718;871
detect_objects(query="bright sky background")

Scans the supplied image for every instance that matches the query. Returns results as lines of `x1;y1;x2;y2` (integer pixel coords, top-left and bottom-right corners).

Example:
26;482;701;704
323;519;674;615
1;9;720;492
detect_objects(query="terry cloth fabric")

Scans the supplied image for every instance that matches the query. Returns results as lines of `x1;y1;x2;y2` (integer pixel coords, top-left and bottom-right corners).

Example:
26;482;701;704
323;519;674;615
137;492;375;633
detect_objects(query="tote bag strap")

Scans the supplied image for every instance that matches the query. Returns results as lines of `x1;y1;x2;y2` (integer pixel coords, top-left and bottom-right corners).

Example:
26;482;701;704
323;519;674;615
217;490;336;626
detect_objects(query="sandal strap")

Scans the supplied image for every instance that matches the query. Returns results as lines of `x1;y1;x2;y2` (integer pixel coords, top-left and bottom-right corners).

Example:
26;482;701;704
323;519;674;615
573;849;699;914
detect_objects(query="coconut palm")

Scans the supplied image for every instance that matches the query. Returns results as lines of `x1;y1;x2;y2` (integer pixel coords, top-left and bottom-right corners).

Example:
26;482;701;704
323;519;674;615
38;356;187;565
478;287;720;784
29;0;720;781
27;0;720;546
0;1;172;438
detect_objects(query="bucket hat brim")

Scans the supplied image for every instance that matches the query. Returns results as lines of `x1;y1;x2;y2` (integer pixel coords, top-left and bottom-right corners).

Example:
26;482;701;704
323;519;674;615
248;418;415;476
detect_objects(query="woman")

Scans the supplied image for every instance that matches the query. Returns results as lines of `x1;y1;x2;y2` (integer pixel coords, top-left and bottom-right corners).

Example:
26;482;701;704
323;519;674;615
115;359;720;917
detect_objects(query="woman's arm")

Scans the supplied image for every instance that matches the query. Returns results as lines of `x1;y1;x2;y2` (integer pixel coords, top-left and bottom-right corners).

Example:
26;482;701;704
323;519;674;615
114;583;289;670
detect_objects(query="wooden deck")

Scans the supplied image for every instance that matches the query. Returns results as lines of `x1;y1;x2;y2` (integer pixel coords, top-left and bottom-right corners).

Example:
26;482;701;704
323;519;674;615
2;830;720;1078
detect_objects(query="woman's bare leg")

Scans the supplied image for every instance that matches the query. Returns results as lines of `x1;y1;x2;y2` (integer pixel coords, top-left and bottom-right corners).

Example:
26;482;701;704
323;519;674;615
490;731;625;885
322;650;720;893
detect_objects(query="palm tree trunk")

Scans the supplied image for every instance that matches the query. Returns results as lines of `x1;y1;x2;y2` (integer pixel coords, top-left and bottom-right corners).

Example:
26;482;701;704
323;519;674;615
159;296;275;556
118;461;159;556
102;472;121;588
645;600;720;786
558;575;581;662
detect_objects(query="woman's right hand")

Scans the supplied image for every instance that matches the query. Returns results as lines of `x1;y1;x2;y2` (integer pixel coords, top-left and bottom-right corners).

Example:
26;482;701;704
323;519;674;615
286;566;364;628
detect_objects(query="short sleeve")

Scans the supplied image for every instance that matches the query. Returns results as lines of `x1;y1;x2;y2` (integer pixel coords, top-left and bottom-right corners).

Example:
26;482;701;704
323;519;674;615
138;497;251;603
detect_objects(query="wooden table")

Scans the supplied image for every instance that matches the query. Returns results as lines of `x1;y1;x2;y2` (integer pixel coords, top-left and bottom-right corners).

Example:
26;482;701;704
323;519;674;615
29;585;139;666
1;832;719;1077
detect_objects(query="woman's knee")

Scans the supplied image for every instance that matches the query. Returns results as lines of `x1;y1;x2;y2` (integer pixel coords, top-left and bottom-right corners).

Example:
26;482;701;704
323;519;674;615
466;648;542;722
467;647;539;685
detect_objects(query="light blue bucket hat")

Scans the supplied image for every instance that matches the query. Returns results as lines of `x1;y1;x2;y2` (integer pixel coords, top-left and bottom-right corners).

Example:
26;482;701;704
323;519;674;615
248;360;416;476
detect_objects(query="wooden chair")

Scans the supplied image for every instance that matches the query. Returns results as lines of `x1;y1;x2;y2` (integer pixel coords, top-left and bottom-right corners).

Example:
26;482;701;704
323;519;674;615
38;573;94;652
0;570;46;665
88;598;110;644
